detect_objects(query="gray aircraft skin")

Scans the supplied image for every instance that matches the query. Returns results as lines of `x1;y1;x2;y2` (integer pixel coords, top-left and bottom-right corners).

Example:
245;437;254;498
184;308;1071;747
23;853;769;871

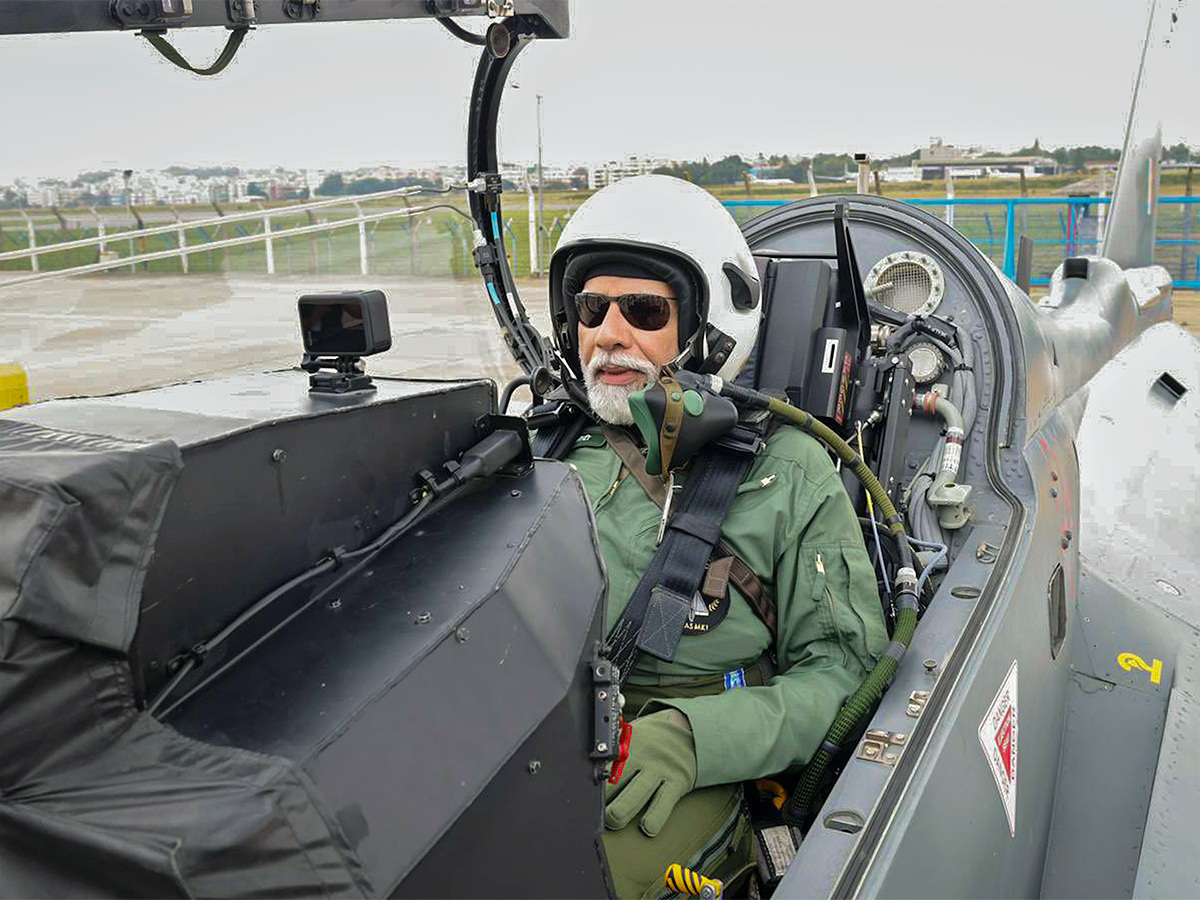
0;2;1197;898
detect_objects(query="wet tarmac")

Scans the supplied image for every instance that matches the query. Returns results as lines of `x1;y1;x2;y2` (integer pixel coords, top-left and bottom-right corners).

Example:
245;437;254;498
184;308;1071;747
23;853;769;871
5;272;1197;405
0;273;546;402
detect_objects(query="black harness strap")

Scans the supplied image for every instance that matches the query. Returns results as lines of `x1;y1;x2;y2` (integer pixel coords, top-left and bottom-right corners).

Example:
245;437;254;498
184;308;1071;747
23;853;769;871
604;424;778;641
531;409;589;459
607;448;751;684
531;424;562;457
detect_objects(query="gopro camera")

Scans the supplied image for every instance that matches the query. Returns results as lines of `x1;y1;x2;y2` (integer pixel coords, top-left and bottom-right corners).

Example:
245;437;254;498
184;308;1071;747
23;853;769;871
298;290;391;394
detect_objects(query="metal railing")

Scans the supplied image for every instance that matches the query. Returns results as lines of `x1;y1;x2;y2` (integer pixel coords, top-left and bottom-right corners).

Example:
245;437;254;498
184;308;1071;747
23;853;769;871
0;186;472;288
722;196;1200;289
3;193;1195;290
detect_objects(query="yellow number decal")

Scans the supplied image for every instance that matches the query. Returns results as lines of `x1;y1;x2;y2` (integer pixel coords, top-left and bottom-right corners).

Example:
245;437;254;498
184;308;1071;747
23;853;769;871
1117;652;1163;685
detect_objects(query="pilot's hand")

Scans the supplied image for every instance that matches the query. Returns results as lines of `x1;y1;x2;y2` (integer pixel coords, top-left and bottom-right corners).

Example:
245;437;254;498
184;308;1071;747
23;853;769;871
604;709;697;837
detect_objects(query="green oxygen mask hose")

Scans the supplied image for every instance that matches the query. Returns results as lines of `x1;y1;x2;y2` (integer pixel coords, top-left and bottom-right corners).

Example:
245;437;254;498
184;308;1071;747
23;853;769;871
650;371;921;825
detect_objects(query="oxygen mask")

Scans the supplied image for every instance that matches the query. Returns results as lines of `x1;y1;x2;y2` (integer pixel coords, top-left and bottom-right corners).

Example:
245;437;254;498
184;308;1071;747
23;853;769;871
627;369;740;477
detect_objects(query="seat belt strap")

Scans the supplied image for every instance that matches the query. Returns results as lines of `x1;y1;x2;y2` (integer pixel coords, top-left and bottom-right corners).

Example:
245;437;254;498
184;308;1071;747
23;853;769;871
726;555;777;637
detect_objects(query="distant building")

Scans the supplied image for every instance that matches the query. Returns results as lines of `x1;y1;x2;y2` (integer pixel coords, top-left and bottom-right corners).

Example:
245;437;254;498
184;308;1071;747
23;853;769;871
919;138;981;163
587;156;671;190
917;139;1057;180
34;182;67;207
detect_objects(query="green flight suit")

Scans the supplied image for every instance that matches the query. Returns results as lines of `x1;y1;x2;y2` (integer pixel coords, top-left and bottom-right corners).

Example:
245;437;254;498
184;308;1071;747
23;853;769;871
565;422;888;899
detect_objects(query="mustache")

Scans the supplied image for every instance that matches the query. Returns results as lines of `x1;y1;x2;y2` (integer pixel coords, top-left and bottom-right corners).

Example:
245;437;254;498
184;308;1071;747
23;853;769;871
583;350;659;383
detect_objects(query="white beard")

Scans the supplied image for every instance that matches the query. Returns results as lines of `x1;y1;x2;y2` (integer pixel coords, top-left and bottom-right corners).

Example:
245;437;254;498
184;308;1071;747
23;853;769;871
582;350;660;426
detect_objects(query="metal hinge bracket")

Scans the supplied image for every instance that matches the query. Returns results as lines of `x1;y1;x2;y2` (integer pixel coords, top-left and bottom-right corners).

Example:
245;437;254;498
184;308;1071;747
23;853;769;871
226;0;258;26
906;689;930;718
857;729;907;766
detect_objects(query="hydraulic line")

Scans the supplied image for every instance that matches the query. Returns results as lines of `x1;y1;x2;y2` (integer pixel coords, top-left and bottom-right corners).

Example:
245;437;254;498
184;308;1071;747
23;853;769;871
913;391;966;486
910;537;948;601
700;377;919;823
900;323;978;546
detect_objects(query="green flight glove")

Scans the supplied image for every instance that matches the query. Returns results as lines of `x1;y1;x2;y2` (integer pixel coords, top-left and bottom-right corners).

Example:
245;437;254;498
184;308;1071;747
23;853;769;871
604;710;697;837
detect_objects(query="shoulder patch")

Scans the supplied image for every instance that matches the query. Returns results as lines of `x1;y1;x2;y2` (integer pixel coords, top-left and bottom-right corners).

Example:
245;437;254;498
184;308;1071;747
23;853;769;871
682;589;730;635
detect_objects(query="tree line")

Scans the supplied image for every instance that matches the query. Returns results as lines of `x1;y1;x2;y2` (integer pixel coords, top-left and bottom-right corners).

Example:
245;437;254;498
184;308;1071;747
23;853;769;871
652;141;1197;186
315;173;442;196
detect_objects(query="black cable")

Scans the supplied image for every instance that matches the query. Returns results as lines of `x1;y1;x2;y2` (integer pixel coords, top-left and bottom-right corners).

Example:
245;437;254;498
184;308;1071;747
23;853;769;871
435;15;487;45
484;219;547;371
500;375;530;413
144;555;337;716
546;407;591;460
389;201;472;224
146;484;475;717
422;202;474;223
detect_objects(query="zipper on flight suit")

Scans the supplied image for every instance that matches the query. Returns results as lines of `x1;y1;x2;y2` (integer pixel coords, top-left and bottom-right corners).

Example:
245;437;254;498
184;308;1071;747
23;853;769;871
816;551;848;659
594;468;628;511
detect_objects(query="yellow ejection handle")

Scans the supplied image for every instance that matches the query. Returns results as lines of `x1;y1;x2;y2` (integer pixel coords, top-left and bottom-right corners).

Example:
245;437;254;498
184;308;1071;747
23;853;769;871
664;864;723;899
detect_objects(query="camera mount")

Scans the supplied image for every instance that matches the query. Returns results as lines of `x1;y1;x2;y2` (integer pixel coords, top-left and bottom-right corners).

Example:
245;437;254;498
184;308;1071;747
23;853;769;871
301;354;375;394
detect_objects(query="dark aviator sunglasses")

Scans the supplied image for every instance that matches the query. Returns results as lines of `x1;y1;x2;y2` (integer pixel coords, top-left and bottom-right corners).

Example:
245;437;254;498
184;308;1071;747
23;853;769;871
573;291;674;331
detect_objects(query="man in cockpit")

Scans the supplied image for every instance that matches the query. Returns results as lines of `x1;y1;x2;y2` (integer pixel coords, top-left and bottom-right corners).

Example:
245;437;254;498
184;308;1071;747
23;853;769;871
546;175;888;898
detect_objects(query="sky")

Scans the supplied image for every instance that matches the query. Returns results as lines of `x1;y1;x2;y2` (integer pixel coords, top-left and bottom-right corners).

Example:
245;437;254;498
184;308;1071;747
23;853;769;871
0;0;1196;183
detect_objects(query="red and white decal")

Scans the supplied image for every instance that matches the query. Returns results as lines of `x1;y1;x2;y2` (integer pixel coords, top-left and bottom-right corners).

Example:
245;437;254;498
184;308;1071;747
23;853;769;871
978;659;1018;836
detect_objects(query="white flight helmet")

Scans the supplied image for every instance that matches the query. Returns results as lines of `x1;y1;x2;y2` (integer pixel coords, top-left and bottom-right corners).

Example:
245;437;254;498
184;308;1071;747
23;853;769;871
548;174;761;382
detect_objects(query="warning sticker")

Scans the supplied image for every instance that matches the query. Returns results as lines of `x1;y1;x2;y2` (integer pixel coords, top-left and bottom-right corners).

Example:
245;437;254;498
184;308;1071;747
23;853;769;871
941;441;962;473
978;659;1018;836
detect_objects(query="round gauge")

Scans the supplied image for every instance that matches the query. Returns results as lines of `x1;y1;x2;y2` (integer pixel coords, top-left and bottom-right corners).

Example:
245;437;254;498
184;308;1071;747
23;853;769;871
864;251;946;317
907;342;945;384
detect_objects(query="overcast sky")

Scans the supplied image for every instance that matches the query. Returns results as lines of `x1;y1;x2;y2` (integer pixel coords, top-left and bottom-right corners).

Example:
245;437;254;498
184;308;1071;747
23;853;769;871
0;0;1195;183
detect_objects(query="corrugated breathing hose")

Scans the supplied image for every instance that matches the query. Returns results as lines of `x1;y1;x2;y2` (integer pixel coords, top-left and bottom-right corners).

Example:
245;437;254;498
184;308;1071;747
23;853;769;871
709;379;921;825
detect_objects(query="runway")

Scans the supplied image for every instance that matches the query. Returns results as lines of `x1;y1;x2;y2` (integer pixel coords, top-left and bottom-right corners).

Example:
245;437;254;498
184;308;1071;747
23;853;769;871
0;273;542;402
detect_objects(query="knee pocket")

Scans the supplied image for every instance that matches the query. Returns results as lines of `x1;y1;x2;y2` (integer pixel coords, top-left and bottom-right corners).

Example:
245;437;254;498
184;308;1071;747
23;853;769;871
603;785;752;900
